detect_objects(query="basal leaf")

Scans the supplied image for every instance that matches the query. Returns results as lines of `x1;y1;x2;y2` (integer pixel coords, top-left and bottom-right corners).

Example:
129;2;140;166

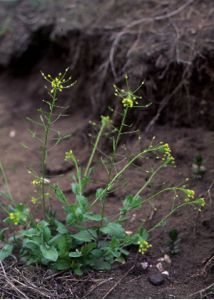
40;244;58;262
0;244;13;261
100;222;125;238
72;229;97;242
84;213;102;222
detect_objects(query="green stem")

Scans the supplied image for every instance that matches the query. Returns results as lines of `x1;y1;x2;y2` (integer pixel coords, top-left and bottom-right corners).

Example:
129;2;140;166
134;164;165;198
40;90;57;218
148;200;196;232
92;148;154;207
84;122;105;178
73;157;82;195
0;202;10;214
0;161;15;205
114;106;129;151
99;107;129;228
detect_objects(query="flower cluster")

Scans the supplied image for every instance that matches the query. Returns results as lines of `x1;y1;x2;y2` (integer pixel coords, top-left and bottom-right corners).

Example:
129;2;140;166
138;239;152;255
159;143;175;164
32;177;50;186
195;197;206;210
31;196;39;204
32;178;43;186
180;188;195;201
65;150;74;161
41;68;75;94
101;115;111;127
9;212;20;225
113;75;144;108
122;93;138;108
8;204;29;225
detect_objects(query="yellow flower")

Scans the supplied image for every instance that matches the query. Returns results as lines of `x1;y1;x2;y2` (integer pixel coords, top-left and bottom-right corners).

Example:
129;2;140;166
195;197;206;208
122;96;134;108
138;239;152;255
9;212;19;225
65;150;74;161
31;196;39;204
185;189;195;199
113;76;143;109
32;177;50;186
32;178;42;186
41;68;75;94
159;143;175;165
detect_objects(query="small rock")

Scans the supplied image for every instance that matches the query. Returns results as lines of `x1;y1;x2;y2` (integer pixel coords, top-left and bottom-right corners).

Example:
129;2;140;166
141;261;149;270
162;271;169;276
125;230;133;235
164;254;171;264
9;130;16;138
148;273;165;286
157;257;165;262
156;262;164;272
130;214;136;222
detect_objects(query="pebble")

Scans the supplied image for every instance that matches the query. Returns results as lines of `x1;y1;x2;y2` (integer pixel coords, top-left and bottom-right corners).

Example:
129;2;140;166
141;261;149;270
156;262;164;272
9;130;16;138
148;273;165;286
162;271;169;277
164;254;172;264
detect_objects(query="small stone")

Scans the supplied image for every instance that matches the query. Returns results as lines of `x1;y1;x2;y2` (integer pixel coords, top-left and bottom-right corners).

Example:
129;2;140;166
162;271;169;276
164;254;171;264
9;130;16;138
125;230;133;235
141;261;149;270
157;257;165;262
148;273;165;286
156;262;164;272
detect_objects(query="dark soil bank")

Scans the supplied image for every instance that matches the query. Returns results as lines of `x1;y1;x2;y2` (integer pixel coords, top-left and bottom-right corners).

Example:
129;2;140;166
0;0;213;298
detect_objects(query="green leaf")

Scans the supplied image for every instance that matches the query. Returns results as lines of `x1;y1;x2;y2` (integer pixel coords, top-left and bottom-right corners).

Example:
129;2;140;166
72;229;97;242
71;183;80;195
0;228;7;241
80;242;96;255
69;250;82;258
40;244;58;262
100;222;125;238
85;213;102;221
52;259;71;271
92;259;111;270
74;266;83;276
76;195;89;209
121;195;142;214
139;227;149;241
52;184;68;204
0;192;12;201
0;244;13;261
55;220;68;234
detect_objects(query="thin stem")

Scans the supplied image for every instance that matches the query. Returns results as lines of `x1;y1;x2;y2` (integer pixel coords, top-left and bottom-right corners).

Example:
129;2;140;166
73;158;82;195
148;200;196;232
114;106;128;151
40;90;57;218
99;106;129;227
0;161;15;205
134;164;165;198
84;122;105;178
92;148;153;207
0;202;10;214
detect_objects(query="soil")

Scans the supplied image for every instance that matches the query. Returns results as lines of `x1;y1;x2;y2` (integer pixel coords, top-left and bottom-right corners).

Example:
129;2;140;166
0;0;214;299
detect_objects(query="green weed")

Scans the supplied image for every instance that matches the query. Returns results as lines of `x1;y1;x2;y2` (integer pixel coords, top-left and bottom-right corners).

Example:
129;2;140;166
0;69;206;275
